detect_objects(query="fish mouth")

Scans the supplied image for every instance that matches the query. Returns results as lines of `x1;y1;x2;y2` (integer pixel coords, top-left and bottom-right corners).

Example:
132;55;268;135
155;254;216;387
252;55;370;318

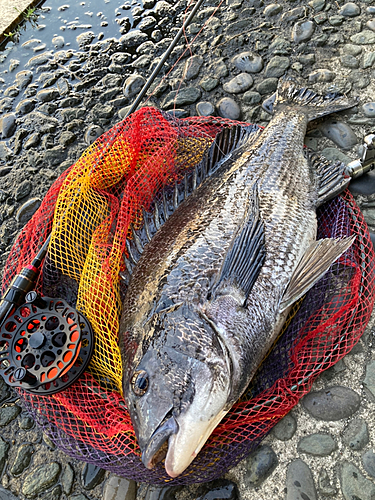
141;414;179;470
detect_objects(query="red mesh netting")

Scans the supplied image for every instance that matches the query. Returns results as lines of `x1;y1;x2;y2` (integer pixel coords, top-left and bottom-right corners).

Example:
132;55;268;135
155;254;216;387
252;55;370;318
1;108;374;485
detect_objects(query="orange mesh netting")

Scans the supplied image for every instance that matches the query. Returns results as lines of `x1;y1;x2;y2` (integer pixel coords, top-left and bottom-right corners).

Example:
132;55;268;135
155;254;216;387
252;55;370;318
1;107;375;485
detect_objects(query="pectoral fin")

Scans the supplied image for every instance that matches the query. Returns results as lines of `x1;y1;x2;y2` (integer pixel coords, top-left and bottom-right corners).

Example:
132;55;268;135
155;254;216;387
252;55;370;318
214;183;266;301
279;236;355;312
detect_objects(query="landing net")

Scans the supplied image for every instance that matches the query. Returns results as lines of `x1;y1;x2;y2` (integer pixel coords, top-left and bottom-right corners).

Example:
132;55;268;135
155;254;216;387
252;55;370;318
2;107;374;484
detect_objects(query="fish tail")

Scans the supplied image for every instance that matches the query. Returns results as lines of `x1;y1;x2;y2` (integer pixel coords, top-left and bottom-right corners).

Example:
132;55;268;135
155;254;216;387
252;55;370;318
274;78;358;122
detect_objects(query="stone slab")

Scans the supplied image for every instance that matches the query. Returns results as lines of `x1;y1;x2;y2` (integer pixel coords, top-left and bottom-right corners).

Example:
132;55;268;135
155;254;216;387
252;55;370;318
0;0;42;44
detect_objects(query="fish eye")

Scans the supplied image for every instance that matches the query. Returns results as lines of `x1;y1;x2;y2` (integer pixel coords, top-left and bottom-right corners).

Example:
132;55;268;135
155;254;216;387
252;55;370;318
131;370;149;396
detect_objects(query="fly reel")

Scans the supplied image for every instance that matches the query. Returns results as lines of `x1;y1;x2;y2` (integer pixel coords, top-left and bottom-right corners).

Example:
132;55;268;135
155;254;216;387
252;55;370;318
0;291;94;395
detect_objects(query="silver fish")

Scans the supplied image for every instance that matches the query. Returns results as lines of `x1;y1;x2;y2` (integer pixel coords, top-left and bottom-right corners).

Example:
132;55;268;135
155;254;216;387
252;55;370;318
119;81;356;477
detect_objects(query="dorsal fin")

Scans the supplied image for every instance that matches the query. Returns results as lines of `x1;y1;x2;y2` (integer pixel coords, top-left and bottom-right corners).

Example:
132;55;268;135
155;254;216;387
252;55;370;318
121;124;262;282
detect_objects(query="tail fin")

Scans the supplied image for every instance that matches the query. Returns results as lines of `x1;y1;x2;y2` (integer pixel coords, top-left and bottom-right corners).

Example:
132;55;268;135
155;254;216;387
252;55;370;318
274;79;358;122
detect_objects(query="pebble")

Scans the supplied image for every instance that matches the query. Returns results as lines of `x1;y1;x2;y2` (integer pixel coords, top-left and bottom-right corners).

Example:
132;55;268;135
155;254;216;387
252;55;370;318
269;37;291;55
367;19;375;31
183;55;203;80
15;99;36;115
257;78;278;95
363;52;375;69
348;69;370;89
297;433;336;456
308;69;335;83
119;30;148;47
280;6;305;22
0;98;14;113
0;143;12;161
363;359;375;398
350;171;375;195
52;36;65;48
223;73;253;93
138;16;157;31
340;54;359;69
9;444;34;476
350;30;375;44
216;97;241;119
36;88;60;102
123;75;146;98
320;121;358;150
362;450;375;478
21;462;61;498
286;459;317;500
9;59;20;72
0;437;9;477
15;180;32;201
196;101;215;116
0;113;16;139
61;464;74;495
82;463;106;489
162;87;201;109
243;90;261;105
329;14;344;26
343;44;362;56
264;3;282;16
15;70;33;90
25;51;53;68
272;413;297;441
363;102;375;117
264;56;290;78
318;468;337;496
200;77;219;91
210;59;229;79
103;476;137;500
232;52;263;73
196;480;238;500
244;445;278;486
58;131;76;146
302;386;361;420
291;20;315;42
309;0;325;11
340;462;375;499
84;125;104;144
339;2;361;16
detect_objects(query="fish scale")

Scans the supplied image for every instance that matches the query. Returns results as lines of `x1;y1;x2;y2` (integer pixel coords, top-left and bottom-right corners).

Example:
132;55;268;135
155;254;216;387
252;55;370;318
120;82;357;478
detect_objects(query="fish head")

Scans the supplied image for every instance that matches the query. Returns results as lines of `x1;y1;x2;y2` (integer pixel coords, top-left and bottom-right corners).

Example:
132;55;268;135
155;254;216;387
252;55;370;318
123;302;232;478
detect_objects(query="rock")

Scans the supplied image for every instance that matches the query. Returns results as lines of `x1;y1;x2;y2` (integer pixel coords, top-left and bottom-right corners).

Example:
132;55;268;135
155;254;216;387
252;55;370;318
281;6;305;22
319;121;357;150
16;198;41;224
0;114;16;139
0;167;12;178
329;14;344;25
308;69;335;83
196;102;215;116
103;476;137;500
200;77;219;91
232;52;263;73
111;53;131;65
318;468;337;496
348;70;370;89
298;433;336;456
23;112;59;134
196;480;238;500
350;171;375;195
84;125;104;145
57;78;70;96
15;181;32;201
302;386;360;420
61;463;74;495
58;131;76;146
91;103;114;119
0;437;9;477
244;445;278;486
82;463;106;489
299;54;315;65
0;98;14;113
340;55;359;69
119;30;148;47
363;102;375;117
362;450;375;478
264;3;282;16
343;419;369;450
367;19;375;31
0;143;12;161
10;444;34;476
210;59;229;79
15;99;36;115
52;36;65;48
223;73;253;93
339;2;360;16
0;405;21;426
183;55;203;80
362;52;375;68
76;31;95;48
264;56;290;78
216;97;241;119
340;462;375;500
309;0;325;11
286;459;317;500
257;78;278;95
343;44;362;56
243;91;261;105
15;70;33;89
272;413;297;441
314;12;328;23
36;89;60;102
162;87;201;109
18;415;34;430
351;30;375;44
132;54;152;68
26;52;53;68
268;37;292;55
363;359;375;398
138;16;157;31
43;485;62;500
123;75;146;98
21;462;61;498
291;20;315;42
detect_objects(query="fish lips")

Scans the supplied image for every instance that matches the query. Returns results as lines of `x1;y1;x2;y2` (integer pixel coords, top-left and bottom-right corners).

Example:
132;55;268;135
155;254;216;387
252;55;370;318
141;414;179;470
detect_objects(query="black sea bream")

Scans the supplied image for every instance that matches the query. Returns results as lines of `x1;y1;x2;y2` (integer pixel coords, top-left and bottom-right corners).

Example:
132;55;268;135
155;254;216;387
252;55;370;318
119;81;356;477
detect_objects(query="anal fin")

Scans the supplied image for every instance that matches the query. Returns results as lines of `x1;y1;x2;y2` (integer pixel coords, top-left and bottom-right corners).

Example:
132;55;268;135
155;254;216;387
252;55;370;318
280;236;355;312
214;183;266;302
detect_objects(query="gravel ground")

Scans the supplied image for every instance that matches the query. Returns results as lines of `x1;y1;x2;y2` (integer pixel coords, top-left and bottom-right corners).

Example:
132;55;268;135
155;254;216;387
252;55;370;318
1;0;375;499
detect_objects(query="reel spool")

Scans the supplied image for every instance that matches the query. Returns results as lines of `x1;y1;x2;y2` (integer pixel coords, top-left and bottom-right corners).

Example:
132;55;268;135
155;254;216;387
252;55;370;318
0;292;94;395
